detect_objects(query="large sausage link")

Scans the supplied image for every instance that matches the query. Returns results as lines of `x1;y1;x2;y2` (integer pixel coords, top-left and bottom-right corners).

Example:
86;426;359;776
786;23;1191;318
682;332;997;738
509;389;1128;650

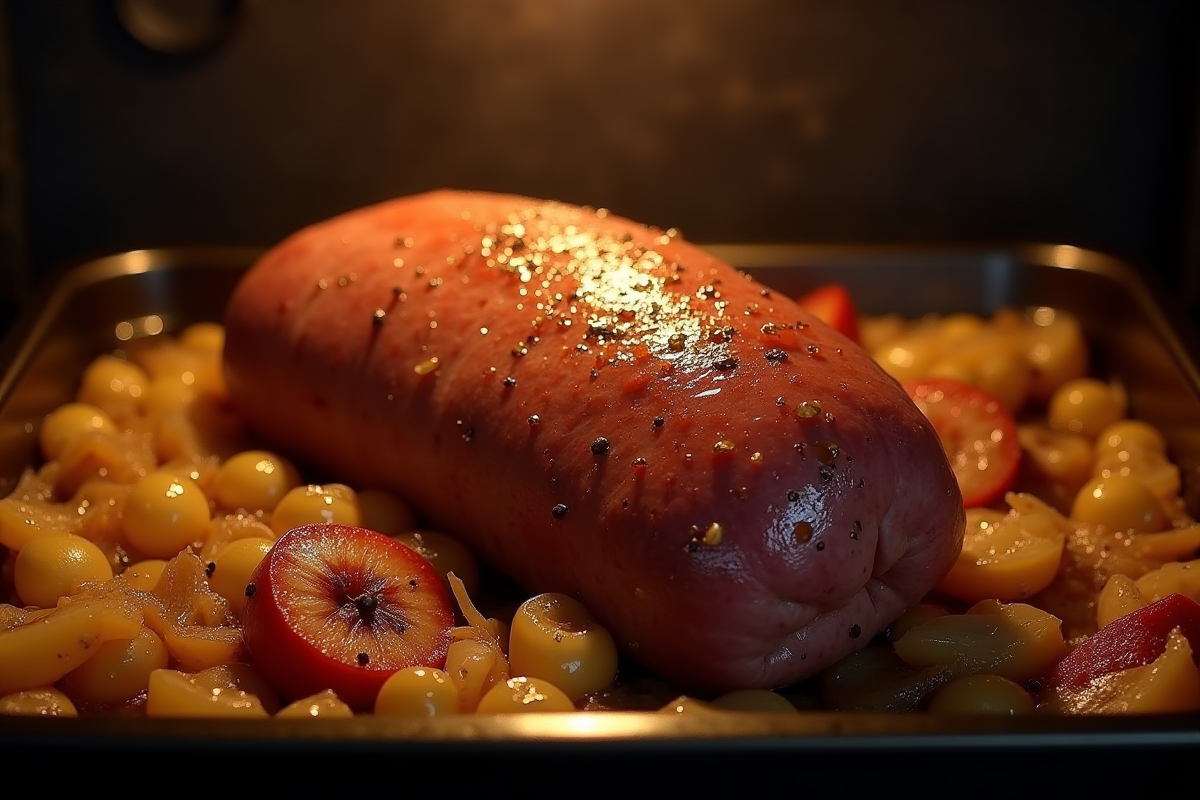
223;190;965;692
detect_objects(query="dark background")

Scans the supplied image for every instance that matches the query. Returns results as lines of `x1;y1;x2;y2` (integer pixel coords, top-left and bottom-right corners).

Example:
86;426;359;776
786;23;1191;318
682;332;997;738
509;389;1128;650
2;0;1199;334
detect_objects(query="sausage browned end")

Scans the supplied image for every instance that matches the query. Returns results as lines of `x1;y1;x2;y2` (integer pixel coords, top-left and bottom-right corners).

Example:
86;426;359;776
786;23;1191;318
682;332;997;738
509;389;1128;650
223;191;965;692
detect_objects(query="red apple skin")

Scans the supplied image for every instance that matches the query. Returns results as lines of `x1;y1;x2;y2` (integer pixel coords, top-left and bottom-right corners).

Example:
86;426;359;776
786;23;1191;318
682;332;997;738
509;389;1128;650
241;523;455;710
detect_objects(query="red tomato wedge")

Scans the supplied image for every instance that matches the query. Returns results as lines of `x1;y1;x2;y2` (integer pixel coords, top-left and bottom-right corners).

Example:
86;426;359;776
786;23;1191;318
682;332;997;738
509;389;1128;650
796;283;861;345
1047;593;1200;691
904;377;1021;508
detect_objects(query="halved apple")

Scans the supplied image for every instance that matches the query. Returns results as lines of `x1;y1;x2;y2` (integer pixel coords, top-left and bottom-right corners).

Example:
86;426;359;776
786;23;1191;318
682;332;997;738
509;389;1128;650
241;523;454;711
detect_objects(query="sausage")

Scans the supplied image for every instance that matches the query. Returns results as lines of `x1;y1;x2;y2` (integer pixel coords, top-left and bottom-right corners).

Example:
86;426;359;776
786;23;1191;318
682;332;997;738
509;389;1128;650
222;190;965;692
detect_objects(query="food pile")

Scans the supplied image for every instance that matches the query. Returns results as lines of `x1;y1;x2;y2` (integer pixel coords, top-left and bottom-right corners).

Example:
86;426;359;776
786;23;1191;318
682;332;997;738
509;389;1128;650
1;202;1198;718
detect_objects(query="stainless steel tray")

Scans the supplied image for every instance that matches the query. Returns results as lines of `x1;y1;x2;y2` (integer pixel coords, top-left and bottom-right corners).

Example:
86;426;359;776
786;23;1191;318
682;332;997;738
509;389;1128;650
1;245;1198;786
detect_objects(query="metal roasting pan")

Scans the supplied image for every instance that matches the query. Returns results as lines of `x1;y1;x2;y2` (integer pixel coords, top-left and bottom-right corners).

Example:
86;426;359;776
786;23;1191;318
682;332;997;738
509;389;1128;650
0;245;1197;788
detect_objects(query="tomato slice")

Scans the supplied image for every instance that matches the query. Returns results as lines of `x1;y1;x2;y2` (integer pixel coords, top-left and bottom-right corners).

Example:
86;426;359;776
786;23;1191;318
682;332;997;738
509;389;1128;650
796;283;861;345
904;377;1021;508
1047;593;1200;691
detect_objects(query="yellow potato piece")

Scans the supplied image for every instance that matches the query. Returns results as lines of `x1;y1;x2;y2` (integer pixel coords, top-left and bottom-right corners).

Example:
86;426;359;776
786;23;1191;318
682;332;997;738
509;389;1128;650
375;667;459;718
508;592;618;702
1128;525;1200;562
59;625;169;706
0;604;28;629
1134;559;1200;605
927;673;1035;715
1024;311;1088;403
142;603;243;673
0;497;77;551
193;662;281;714
893;599;1067;682
1095;574;1147;629
445;637;507;713
145;668;269;718
136;550;244;671
1046;628;1200;714
475;676;575;714
199;513;276;564
0;687;79;717
0;595;143;695
936;503;1066;603
278;689;355;719
818;645;952;713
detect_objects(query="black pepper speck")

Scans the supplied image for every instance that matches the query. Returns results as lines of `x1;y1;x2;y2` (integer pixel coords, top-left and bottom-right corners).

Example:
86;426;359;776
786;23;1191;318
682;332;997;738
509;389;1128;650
849;624;862;639
245;583;256;598
591;437;611;455
205;562;216;578
765;349;788;363
552;503;568;519
357;652;370;666
653;417;665;428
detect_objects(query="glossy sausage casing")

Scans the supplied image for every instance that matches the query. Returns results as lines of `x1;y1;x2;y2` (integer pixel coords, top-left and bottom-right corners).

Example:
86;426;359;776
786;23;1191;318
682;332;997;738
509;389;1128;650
223;191;964;691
